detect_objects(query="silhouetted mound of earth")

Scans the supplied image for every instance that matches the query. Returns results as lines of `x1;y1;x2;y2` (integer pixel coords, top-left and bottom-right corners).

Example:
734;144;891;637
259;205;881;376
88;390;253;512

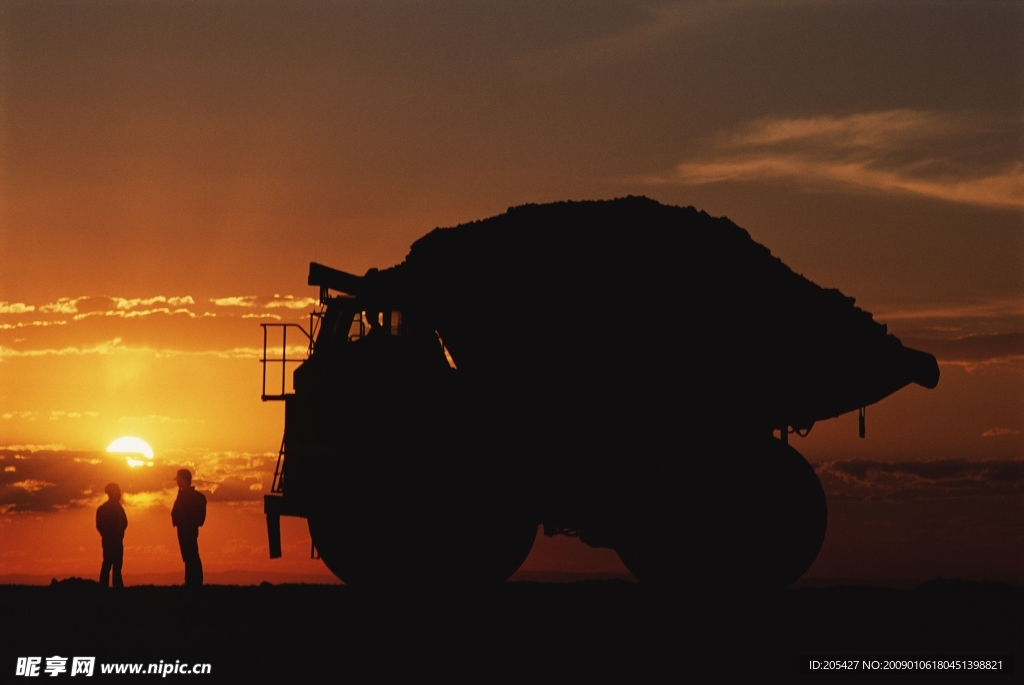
2;581;1018;677
49;576;99;589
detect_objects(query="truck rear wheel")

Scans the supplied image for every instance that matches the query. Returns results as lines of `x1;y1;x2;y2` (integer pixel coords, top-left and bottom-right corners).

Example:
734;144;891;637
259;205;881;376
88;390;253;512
615;438;826;589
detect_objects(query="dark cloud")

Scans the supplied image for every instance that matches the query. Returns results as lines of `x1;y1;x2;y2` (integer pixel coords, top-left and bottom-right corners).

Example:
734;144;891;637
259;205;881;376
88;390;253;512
902;333;1024;363
816;458;1024;503
0;449;271;512
207;476;265;502
0;449;173;512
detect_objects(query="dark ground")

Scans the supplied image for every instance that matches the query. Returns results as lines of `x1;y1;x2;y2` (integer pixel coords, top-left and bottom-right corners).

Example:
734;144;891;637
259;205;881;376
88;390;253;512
3;579;1020;680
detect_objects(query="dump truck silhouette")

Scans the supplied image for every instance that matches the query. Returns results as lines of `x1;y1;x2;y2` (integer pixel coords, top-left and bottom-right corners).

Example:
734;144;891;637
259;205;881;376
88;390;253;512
261;197;939;587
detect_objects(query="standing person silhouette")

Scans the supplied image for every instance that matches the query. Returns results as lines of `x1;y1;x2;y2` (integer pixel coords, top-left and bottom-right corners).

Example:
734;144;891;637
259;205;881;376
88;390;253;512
96;483;127;588
171;469;206;587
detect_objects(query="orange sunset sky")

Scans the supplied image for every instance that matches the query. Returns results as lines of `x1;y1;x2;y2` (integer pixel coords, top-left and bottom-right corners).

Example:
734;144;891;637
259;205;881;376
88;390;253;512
1;0;1021;585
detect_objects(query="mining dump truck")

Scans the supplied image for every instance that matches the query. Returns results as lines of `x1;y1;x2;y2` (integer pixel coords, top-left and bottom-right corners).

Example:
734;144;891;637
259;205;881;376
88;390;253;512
261;197;939;588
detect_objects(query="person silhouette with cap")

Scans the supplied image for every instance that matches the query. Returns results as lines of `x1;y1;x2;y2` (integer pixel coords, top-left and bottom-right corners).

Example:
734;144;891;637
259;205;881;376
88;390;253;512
171;469;206;587
96;483;127;588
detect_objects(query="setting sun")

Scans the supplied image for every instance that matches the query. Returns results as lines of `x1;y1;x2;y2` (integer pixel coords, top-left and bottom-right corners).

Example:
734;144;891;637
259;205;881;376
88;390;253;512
107;437;155;468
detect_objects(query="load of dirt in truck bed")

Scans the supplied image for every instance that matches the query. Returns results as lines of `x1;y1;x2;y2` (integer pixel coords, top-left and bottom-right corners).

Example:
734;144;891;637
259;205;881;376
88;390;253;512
390;198;874;360
372;196;937;432
400;196;879;333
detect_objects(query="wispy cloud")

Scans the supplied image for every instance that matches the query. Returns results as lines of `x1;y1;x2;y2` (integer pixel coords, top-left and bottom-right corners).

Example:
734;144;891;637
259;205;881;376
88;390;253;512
512;0;845;80
39;297;87;314
1;339;205;360
873;297;1024;322
47;411;98;421
3;294;312;327
726;109;956;148
0;338;306;361
513;2;716;79
210;296;257;307
0;302;35;314
9;479;56;494
265;296;318;310
6;295;198;318
0;320;67;329
982;428;1021;438
2;412;39;420
0;338;127;359
71;307;203;321
643;110;1024;210
118;415;187;424
816;458;1024;502
901;333;1024;364
112;295;195;310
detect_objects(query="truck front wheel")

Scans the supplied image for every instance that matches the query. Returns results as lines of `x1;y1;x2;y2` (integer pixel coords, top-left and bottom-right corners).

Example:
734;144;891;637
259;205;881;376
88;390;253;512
308;511;538;586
